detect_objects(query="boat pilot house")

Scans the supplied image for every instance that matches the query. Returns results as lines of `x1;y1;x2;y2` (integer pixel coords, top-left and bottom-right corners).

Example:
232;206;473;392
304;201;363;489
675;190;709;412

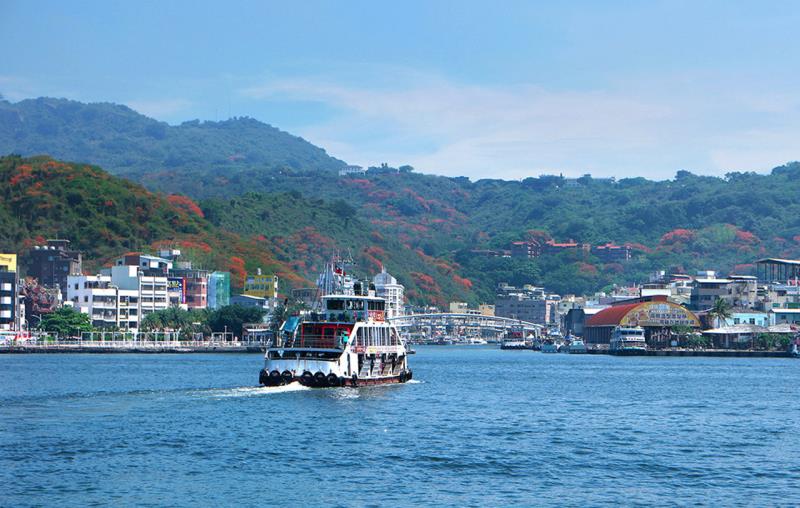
585;296;701;348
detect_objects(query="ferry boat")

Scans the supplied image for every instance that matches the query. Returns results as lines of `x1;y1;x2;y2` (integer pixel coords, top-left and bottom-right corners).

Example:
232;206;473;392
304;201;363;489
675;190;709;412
258;258;411;388
500;325;533;350
609;326;648;355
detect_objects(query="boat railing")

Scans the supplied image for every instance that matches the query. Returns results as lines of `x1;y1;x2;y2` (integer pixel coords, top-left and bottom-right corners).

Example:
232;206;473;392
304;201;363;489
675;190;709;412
277;334;345;350
351;344;403;354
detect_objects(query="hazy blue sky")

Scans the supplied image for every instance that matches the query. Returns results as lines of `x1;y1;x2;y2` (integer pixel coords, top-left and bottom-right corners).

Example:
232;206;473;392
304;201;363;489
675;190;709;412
2;0;799;179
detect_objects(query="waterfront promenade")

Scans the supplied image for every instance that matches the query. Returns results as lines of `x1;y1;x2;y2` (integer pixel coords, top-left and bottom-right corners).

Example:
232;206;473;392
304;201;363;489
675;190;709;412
585;347;794;358
0;338;265;354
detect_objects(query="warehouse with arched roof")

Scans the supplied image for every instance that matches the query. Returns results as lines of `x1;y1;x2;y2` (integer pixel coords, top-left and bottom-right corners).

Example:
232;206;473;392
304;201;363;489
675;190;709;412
585;296;701;347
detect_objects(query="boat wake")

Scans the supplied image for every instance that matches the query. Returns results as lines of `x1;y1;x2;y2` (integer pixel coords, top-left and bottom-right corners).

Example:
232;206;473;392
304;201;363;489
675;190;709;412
204;383;311;398
201;379;420;399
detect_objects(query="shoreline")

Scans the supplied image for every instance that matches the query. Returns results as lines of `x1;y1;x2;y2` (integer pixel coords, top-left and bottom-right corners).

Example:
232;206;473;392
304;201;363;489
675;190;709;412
1;344;797;357
585;348;795;358
0;345;265;354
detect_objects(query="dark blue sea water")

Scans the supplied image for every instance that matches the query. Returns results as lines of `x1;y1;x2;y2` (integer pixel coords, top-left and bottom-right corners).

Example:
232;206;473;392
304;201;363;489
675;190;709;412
2;347;799;507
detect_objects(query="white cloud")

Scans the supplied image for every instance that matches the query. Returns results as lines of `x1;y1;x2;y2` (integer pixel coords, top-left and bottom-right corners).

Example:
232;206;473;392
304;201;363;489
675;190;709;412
240;71;800;179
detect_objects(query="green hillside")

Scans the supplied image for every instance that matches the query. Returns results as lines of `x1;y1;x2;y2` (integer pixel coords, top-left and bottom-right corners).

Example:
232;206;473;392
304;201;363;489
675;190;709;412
2;98;800;304
0;155;475;306
0;155;304;290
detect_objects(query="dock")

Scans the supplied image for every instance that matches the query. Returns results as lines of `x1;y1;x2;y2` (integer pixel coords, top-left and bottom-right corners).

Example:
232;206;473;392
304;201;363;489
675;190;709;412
0;341;265;354
586;348;795;358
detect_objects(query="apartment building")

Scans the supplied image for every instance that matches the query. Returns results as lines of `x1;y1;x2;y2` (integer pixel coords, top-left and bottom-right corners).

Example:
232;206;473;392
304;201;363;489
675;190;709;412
0;254;20;331
67;274;139;330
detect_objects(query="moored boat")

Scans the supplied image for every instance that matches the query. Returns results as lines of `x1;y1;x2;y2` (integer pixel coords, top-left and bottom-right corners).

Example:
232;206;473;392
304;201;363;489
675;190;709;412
567;338;588;354
500;339;532;350
609;326;647;355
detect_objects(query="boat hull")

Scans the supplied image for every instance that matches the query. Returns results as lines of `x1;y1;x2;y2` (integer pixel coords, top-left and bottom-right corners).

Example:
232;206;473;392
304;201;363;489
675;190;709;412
259;368;413;388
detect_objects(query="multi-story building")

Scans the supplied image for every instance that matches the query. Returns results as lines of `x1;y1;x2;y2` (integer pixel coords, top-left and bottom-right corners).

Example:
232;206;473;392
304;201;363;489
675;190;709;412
27;239;82;291
510;241;541;259
494;283;559;325
115;253;172;276
478;304;495;316
770;308;800;326
244;269;279;299
207;271;231;309
592;243;631;263
449;302;469;314
373;268;404;319
338;165;366;177
0;254;20;331
67;274;139;330
167;276;186;307
110;265;169;319
169;265;209;309
689;274;757;310
542;240;590;255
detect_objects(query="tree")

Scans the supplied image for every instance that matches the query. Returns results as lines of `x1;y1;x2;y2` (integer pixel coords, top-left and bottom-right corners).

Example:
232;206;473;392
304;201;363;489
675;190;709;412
670;324;693;346
207;305;267;338
686;334;710;349
708;298;732;328
756;333;787;350
38;307;92;338
140;307;209;338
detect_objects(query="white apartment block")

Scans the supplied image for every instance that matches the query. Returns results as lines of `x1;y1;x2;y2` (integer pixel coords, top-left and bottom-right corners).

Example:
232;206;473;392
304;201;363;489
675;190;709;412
67;274;140;331
110;265;169;318
67;266;169;332
373;268;405;319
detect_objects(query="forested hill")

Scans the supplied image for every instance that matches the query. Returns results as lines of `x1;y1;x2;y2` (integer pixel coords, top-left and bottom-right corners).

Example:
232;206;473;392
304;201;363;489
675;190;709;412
0;155;307;290
0;97;346;185
2;98;800;303
0;156;476;306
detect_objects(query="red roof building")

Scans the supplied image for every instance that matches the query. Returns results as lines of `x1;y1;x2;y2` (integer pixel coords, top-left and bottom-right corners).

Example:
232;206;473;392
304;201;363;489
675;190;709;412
585;297;700;346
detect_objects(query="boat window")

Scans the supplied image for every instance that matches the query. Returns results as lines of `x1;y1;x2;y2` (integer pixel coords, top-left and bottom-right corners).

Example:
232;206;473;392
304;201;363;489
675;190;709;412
327;299;344;310
367;300;386;311
346;300;365;310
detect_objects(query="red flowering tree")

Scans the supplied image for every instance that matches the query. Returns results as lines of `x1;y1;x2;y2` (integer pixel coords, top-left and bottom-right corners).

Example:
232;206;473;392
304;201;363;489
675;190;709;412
167;194;205;218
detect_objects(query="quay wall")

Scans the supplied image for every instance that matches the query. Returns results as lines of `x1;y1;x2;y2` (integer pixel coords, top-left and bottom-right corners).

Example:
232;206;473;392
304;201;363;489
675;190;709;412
0;345;264;354
587;348;793;358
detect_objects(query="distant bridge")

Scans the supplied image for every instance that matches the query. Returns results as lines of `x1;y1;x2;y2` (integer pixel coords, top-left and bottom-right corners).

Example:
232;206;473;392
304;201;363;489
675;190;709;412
388;313;544;337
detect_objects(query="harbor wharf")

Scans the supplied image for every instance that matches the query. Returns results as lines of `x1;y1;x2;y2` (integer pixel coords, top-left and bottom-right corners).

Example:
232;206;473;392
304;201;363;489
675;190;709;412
0;340;265;354
586;348;794;358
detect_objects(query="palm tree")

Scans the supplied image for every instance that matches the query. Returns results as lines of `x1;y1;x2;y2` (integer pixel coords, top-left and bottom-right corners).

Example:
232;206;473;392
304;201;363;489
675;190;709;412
708;298;732;328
